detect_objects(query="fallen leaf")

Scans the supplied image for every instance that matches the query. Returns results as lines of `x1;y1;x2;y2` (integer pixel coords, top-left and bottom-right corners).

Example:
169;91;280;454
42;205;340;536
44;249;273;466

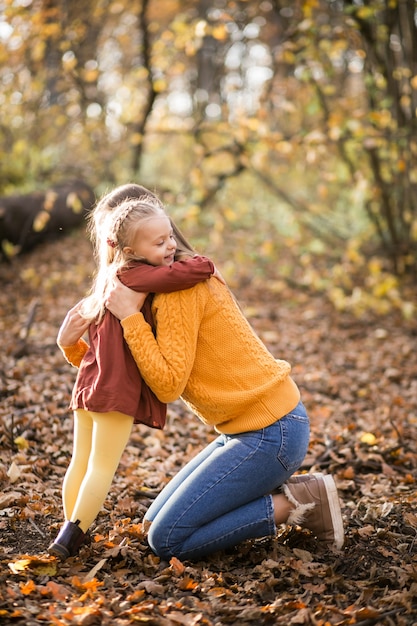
8;556;58;576
0;491;25;508
170;556;185;576
20;579;36;595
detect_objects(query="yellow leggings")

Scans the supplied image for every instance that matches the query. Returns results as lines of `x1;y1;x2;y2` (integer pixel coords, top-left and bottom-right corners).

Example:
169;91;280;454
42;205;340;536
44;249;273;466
62;409;134;532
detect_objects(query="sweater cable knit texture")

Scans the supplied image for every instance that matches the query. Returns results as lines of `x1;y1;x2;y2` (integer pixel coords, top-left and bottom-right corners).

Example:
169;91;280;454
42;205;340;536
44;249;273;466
121;278;300;434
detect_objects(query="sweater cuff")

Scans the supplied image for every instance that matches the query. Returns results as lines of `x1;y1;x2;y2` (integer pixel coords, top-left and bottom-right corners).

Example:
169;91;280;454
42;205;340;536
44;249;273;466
59;338;89;367
120;311;146;333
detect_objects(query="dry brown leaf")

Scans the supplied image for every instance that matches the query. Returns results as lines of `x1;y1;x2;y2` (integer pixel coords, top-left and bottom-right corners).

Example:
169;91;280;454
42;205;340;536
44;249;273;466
0;491;26;509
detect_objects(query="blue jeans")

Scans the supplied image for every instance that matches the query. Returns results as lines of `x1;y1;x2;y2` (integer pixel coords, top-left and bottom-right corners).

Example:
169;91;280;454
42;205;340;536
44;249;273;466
145;400;310;560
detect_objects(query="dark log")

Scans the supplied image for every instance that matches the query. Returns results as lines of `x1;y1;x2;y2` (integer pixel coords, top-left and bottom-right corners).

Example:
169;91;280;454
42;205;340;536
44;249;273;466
0;180;95;260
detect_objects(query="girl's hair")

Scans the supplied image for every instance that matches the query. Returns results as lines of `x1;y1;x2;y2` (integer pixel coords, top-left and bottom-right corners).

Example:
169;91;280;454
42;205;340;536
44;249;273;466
80;184;196;322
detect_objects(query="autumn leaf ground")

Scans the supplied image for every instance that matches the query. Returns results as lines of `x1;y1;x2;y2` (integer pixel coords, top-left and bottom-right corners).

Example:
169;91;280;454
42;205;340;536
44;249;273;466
1;230;417;625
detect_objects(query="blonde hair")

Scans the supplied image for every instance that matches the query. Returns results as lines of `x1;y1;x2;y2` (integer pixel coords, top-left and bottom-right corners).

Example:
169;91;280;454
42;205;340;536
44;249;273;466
80;184;196;322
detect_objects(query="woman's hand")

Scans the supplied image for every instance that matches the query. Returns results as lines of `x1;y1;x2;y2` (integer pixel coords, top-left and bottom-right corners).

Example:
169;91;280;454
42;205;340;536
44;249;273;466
106;278;148;320
57;301;90;346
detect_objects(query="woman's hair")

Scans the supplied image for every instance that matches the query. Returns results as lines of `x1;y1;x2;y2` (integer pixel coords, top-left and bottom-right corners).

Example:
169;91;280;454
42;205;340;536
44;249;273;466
80;183;196;322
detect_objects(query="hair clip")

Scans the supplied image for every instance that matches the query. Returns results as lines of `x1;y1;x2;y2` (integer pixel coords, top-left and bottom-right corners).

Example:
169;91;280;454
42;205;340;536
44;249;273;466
106;238;117;248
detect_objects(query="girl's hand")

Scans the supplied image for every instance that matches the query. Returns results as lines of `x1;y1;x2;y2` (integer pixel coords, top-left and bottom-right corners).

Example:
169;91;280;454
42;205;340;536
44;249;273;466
57;301;90;346
106;278;148;320
213;265;226;284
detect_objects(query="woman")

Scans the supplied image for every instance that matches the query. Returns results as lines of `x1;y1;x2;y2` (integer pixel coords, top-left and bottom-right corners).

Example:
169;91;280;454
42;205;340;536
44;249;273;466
60;187;344;561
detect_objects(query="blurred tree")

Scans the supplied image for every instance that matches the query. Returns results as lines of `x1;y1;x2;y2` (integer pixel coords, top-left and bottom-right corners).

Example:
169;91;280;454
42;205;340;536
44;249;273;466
286;0;417;275
0;0;416;311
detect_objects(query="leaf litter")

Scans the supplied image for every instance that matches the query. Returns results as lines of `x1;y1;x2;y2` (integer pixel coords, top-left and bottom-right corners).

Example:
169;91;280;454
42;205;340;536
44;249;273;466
1;230;417;625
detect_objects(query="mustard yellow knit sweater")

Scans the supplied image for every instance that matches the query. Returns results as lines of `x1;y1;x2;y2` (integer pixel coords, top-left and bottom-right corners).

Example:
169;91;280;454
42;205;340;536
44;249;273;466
120;278;300;434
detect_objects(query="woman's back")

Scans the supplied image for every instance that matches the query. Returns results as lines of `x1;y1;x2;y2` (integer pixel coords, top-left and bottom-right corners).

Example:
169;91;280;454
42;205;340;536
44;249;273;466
122;278;300;434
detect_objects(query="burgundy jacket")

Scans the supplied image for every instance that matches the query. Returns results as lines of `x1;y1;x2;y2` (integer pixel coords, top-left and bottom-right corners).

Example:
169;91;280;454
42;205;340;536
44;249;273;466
70;257;214;428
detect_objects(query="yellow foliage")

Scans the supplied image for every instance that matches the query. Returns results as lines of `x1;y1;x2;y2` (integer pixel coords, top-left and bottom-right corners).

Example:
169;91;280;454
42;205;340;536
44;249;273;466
130;132;143;146
20;267;41;288
211;24;228;42
360;432;377;446
42;23;62;39
66;192;83;213
44;190;58;211
14;435;29;450
153;78;167;92
161;29;174;42
190;168;203;188
134;66;149;80
281;49;296;64
13;139;29;155
223;207;238;223
371;275;398;298
82;68;99;83
369;110;392;129
356;6;375;19
8;556;58;576
244;118;261;132
346;245;364;265
275;141;293;155
2;241;20;258
33;210;51;232
260;239;274;258
368;258;382;275
62;55;77;71
55;113;70;127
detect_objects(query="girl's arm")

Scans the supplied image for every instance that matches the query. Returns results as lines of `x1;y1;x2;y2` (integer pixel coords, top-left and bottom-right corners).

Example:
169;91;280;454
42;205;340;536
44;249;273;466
119;255;216;293
57;301;90;367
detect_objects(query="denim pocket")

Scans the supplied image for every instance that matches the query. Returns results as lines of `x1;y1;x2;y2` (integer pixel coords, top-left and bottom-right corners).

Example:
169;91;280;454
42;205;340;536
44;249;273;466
275;408;310;473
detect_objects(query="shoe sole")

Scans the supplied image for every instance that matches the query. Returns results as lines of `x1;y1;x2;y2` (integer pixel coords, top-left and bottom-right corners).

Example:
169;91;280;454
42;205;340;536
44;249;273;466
48;543;70;560
321;474;344;550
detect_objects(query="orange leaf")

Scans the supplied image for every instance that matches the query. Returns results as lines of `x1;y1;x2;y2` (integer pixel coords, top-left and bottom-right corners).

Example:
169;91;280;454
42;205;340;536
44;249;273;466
208;586;232;597
40;581;69;601
170;556;185;576
126;589;146;602
178;575;198;591
71;575;104;592
356;607;381;619
341;466;355;479
20;579;36;595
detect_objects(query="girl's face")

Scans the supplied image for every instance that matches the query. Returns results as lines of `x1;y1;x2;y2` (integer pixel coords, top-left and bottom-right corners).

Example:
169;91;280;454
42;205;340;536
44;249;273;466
125;215;177;266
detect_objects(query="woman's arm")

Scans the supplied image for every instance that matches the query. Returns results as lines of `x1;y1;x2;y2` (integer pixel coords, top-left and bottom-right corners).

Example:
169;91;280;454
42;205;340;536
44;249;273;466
105;279;147;319
106;281;205;402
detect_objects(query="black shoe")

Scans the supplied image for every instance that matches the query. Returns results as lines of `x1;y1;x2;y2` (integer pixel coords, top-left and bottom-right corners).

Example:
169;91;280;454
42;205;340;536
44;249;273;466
48;520;87;560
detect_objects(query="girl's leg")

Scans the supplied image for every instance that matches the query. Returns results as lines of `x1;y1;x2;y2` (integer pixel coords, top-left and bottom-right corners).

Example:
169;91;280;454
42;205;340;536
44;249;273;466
62;410;93;520
69;411;134;532
148;403;310;560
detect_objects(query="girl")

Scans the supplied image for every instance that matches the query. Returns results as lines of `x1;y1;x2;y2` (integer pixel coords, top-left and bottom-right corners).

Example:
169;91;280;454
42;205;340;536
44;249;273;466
49;185;217;559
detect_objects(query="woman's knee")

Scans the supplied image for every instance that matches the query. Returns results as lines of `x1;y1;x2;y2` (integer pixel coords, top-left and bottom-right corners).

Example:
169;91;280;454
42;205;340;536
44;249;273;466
147;522;173;559
147;518;189;560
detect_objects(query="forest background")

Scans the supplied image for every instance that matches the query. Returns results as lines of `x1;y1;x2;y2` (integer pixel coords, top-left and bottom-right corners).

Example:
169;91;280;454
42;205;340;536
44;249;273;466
1;1;417;625
1;0;416;315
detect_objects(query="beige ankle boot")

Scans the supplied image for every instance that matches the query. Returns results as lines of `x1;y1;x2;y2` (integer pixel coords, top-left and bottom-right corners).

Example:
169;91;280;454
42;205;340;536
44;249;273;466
283;472;344;550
